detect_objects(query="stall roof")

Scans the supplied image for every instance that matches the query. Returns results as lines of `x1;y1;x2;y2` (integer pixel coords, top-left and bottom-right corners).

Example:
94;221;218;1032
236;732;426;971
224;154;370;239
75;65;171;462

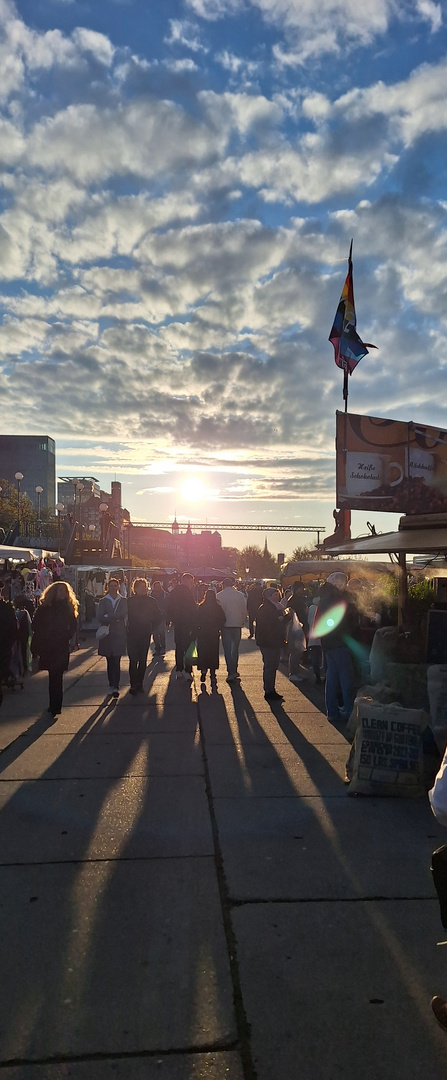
281;558;396;579
0;545;61;562
326;527;447;556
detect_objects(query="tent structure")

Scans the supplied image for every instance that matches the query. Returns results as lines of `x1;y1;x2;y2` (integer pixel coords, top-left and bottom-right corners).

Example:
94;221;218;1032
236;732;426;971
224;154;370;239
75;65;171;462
0;545;62;562
189;566;235;579
281;558;396;585
324;514;447;623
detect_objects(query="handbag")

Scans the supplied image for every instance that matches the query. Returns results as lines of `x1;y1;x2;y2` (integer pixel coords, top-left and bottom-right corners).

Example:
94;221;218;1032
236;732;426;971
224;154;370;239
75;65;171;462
431;844;447;928
96;625;110;640
184;639;198;665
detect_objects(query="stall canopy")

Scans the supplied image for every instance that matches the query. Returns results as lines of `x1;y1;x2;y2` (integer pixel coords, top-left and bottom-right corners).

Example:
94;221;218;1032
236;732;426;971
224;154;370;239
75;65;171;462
323;514;447;624
325;526;447;557
0;545;62;562
281;558;396;583
189;566;235;579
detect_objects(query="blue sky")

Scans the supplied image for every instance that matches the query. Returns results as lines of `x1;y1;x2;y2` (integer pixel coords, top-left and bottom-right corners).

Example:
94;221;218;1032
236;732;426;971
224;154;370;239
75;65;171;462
1;0;446;556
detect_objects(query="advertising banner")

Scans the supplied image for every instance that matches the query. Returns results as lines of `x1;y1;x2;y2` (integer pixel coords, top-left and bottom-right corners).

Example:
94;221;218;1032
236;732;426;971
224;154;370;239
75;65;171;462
336;412;447;514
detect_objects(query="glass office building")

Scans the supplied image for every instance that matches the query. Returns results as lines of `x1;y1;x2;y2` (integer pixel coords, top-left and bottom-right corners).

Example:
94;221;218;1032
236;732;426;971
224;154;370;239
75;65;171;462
0;435;56;511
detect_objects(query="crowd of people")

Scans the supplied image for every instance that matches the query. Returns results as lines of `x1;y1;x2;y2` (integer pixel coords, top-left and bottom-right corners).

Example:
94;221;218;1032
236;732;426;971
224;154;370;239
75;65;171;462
0;564;381;719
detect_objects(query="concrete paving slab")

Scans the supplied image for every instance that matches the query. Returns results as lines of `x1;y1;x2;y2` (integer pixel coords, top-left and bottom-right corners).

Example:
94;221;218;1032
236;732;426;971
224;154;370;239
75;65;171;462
57;684;126;707
199;697;344;746
0;775;213;862
206;741;348;797
0;716;44;752
0;1052;244;1079
232;899;447;1080
214;794;445;899
0;731;204;780
215;681;327;716
62;672;192;707
0;859;236;1060
49;703;199;734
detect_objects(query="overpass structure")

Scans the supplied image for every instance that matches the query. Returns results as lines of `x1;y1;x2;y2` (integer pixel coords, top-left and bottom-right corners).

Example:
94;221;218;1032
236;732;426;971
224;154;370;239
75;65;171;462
134;522;325;533
133;522;326;543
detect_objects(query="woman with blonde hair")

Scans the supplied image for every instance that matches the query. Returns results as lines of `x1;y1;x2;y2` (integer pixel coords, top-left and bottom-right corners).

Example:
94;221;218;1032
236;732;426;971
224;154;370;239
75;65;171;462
31;581;78;717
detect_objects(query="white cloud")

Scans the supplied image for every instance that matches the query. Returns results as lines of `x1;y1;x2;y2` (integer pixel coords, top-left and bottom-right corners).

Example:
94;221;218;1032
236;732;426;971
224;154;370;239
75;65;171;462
0;0;118;108
185;0;243;19
26;98;227;183
191;137;397;205
71;27;115;66
164;57;199;71
164;18;208;52
1;0;447;519
416;0;442;32
330;56;447;146
189;0;442;62
199;89;282;134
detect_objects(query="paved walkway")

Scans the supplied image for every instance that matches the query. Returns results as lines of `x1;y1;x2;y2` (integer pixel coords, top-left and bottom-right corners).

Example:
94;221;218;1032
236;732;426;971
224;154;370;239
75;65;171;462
1;632;447;1079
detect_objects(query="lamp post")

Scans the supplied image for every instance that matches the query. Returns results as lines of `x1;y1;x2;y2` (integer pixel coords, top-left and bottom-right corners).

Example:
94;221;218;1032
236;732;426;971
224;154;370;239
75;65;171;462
15;472;23;534
56;502;64;548
77;483;84;543
99;503;108;558
35;486;43;538
72;480;79;539
89;523;95;547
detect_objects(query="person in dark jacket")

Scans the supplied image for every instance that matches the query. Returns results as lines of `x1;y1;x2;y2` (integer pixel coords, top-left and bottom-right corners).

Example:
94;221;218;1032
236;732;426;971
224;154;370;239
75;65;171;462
0;595;18;705
14;595;32;675
166;573;198;681
150;580;169;656
317;575;359;723
247;582;263;638
255;587;290;702
97;578;128;698
31;581;78;717
197;589;226;686
287;581;309;639
127;578;161;694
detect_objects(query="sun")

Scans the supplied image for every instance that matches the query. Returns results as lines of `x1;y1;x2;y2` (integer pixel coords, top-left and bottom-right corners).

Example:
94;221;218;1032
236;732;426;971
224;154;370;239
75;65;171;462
180;476;207;503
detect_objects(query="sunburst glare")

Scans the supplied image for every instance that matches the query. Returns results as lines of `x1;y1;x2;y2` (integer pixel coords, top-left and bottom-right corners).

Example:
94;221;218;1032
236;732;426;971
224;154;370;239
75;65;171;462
180;477;207;503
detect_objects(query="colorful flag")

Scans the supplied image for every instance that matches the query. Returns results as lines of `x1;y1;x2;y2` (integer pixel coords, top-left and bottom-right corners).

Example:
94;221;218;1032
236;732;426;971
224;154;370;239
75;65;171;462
329;242;377;374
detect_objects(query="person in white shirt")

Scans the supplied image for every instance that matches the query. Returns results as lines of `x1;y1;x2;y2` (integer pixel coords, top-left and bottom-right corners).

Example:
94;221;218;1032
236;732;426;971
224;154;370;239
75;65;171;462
97;578;128;697
216;578;247;683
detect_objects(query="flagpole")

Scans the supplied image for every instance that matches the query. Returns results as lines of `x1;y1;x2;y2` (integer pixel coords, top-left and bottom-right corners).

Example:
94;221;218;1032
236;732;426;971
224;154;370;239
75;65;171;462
343;365;348;413
343;240;353;413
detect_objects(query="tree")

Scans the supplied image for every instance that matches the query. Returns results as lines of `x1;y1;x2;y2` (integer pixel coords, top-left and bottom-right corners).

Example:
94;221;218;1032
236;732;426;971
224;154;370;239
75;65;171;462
291;546;319;562
0;478;36;533
237;544;278;579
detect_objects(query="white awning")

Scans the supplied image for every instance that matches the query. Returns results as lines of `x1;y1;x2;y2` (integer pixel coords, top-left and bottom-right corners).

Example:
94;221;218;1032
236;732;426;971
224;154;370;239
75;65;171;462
326;527;447;556
0;545;62;562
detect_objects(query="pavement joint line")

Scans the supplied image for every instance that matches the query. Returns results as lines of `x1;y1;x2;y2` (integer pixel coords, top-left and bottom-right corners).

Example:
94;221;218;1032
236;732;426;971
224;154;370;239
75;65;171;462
0;775;205;783
229;895;439;906
0;1040;239;1070
197;695;257;1080
0;854;216;868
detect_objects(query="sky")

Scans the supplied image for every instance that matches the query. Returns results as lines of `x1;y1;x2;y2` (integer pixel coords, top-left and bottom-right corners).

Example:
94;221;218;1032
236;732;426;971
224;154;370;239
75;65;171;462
1;0;447;559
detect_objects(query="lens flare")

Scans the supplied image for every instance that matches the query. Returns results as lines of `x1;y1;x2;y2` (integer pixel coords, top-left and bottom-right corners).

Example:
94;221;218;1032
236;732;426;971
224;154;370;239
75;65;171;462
314;601;347;638
180;477;207;502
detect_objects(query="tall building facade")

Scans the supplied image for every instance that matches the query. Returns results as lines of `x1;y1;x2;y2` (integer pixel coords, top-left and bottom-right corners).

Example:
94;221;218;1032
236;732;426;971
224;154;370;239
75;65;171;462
0;435;56;511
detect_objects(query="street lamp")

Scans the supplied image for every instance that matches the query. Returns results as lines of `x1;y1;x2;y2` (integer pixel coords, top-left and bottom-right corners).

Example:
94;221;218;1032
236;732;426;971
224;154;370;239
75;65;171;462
99;503;108;557
15;472;23;534
56;502;64;548
72;480;81;539
77;483;84;541
35;486;43;538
